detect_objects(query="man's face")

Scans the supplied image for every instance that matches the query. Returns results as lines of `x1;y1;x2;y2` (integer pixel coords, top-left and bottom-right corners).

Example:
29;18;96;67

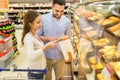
52;4;65;19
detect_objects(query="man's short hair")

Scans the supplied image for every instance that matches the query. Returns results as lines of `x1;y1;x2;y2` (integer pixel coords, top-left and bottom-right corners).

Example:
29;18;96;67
53;0;66;5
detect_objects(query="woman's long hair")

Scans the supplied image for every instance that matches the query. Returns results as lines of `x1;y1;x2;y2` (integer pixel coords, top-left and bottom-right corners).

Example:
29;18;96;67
21;10;40;45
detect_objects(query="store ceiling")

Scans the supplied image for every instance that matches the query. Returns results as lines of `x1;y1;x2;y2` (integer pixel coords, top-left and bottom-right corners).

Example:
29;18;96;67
8;0;115;3
9;0;52;3
8;0;78;3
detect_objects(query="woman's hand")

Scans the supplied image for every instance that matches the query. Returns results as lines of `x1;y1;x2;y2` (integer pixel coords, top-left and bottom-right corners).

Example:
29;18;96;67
45;41;57;48
42;40;57;51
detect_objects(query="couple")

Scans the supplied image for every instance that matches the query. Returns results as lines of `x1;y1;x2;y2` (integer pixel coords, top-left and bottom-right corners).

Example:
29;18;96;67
21;0;71;80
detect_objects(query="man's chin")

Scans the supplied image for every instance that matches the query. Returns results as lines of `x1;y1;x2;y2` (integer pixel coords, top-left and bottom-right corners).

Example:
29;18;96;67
56;16;61;19
53;15;61;19
56;17;60;19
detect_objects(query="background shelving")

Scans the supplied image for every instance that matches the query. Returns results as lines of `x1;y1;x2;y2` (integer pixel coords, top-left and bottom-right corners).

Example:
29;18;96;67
7;3;73;29
0;20;19;58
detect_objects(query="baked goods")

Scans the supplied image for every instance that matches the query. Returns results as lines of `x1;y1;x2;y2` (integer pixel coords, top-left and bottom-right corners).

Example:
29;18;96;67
94;61;104;70
109;62;120;71
109;16;120;22
97;73;115;80
113;29;120;36
92;38;110;47
86;30;97;38
97;73;104;80
102;19;116;26
98;45;118;59
108;23;120;32
114;52;120;57
102;16;120;26
116;71;120;79
88;56;97;65
88;13;104;21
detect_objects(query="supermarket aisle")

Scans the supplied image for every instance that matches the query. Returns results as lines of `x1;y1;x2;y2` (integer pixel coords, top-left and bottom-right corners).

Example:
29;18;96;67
0;29;55;80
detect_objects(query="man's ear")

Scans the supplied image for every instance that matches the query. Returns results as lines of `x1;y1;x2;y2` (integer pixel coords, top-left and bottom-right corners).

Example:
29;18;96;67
52;4;54;9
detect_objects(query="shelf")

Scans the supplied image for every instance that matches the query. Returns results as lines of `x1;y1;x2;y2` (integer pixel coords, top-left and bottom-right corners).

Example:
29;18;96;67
12;40;17;45
103;29;119;45
7;12;18;14
0;34;13;44
12;37;17;43
9;6;24;9
73;3;120;79
12;50;19;58
7;3;73;28
24;6;40;9
14;24;23;29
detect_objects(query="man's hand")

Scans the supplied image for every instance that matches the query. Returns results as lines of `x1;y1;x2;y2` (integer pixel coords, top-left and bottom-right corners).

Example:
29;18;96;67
47;36;58;41
39;36;58;42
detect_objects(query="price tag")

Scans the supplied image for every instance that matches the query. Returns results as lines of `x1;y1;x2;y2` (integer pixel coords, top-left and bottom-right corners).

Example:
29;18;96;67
98;26;104;38
96;52;102;58
102;67;111;80
94;52;100;64
101;64;114;80
0;0;9;12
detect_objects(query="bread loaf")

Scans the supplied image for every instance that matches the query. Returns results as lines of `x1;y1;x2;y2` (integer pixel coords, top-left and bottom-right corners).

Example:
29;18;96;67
108;23;120;32
97;74;104;80
109;16;120;22
102;19;116;26
88;56;96;64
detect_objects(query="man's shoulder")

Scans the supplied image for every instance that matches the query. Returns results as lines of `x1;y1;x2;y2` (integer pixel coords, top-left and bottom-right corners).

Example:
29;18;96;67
42;12;51;18
42;12;52;22
62;15;71;23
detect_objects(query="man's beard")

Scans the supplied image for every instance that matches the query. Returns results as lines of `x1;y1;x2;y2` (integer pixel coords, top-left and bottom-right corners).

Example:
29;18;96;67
53;14;61;19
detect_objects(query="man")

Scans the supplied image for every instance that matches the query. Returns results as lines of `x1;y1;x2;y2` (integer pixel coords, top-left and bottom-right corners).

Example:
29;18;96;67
37;0;71;80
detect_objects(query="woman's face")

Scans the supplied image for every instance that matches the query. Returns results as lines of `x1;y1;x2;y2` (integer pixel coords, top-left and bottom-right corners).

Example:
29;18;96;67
30;15;42;30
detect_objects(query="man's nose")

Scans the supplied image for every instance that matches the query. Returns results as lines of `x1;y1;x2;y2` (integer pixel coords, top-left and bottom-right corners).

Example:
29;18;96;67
58;12;61;16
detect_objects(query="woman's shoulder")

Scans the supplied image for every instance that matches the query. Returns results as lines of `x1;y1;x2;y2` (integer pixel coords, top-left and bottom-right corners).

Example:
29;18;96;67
24;33;33;41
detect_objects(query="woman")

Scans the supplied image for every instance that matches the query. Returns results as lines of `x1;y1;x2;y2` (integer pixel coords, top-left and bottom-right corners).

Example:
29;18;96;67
21;10;56;80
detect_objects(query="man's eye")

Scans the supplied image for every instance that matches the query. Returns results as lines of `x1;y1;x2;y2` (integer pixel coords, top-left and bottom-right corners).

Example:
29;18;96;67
61;11;64;13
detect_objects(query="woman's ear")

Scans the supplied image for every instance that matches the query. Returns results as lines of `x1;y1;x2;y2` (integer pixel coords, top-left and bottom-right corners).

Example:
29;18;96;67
29;23;32;27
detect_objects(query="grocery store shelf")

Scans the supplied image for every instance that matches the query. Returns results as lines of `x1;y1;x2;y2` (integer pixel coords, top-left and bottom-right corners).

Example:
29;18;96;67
15;24;23;29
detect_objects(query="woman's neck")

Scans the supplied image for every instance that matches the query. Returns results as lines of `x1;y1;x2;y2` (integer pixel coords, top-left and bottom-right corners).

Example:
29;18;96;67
30;29;36;36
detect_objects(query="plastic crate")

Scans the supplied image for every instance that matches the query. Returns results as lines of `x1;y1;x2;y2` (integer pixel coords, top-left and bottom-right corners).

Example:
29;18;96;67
0;48;14;68
0;46;13;58
0;33;13;52
0;55;13;68
0;47;14;60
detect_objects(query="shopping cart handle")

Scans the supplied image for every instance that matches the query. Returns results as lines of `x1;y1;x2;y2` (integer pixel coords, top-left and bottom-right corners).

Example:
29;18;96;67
0;68;3;72
43;68;47;74
0;68;47;74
